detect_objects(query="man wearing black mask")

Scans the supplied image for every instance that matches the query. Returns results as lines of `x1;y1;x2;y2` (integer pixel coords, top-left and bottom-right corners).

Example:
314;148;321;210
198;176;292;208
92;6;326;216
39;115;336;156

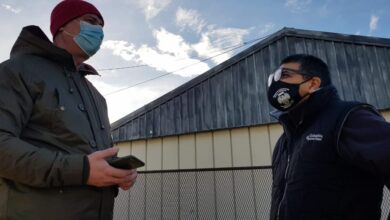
268;54;390;220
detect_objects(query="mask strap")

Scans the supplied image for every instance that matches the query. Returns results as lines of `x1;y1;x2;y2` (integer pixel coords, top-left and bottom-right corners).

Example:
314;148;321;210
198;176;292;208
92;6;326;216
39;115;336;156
300;77;323;99
295;77;313;100
298;77;313;85
62;30;76;38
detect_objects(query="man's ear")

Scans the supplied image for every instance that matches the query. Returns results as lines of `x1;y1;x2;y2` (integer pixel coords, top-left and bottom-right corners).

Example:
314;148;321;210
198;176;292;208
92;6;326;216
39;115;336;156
309;76;322;93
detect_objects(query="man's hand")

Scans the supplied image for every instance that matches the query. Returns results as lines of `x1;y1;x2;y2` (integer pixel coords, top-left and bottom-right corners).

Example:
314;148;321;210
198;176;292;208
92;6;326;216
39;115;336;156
118;169;137;190
87;147;138;189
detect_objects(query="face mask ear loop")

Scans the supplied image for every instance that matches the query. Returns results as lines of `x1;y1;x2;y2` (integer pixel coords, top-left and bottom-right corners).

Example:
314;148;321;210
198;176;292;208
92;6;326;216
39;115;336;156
298;76;313;85
302;77;323;95
59;19;79;38
298;77;325;109
62;30;76;38
312;87;322;93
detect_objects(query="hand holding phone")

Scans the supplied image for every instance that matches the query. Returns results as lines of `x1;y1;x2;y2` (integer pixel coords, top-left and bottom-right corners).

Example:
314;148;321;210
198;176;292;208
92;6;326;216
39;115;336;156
107;155;145;169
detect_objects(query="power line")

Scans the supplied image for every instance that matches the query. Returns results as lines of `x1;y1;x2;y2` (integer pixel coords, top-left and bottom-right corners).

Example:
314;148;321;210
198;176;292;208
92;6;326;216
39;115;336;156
103;35;266;96
96;43;242;72
103;34;270;96
97;35;265;72
98;64;148;71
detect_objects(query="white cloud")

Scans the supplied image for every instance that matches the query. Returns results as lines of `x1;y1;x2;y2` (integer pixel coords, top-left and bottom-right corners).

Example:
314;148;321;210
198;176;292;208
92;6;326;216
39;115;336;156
103;5;253;81
102;28;210;78
135;43;209;77
134;0;171;20
369;15;379;33
89;80;162;122
155;28;192;57
285;0;312;13
174;6;251;64
176;7;206;33
258;23;275;35
192;27;250;64
103;22;251;76
1;4;21;14
101;40;137;61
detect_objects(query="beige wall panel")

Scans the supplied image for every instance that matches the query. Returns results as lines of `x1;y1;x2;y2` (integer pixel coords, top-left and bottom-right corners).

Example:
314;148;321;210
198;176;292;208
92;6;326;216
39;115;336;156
179;134;196;169
213;130;232;168
382;110;390;121
231;128;251;167
250;126;272;166
162;136;179;170
146;138;162;171
115;142;131;157
268;124;283;153
196;132;214;168
131;140;147;171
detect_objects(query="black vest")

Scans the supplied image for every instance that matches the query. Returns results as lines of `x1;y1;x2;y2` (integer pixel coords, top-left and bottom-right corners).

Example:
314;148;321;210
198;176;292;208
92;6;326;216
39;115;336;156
270;86;384;220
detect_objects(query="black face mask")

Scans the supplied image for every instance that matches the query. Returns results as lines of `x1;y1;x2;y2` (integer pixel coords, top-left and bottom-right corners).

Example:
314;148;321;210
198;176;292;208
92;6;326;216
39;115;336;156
267;79;311;111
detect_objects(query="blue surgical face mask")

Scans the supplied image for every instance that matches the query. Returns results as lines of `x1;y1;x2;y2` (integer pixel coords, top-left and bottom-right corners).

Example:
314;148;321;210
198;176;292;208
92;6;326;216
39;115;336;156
64;21;104;57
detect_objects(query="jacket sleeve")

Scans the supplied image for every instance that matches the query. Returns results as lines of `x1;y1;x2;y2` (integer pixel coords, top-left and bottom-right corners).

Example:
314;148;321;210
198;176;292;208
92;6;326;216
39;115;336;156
338;108;390;187
0;64;86;188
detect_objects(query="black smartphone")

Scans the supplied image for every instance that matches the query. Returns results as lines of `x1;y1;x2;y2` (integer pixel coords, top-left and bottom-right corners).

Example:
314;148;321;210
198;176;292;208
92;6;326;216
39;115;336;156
107;155;145;169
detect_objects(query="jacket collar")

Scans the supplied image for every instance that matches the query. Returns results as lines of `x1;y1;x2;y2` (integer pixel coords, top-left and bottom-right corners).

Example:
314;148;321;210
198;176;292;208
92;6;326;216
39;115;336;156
10;25;99;76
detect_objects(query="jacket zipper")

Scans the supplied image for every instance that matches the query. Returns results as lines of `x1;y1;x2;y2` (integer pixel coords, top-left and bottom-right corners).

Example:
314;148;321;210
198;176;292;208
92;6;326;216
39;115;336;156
70;73;99;147
277;155;290;220
82;78;104;131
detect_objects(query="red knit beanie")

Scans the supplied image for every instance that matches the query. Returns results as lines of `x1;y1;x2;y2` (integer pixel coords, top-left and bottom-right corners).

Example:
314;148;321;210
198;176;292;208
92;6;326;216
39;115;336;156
50;0;104;37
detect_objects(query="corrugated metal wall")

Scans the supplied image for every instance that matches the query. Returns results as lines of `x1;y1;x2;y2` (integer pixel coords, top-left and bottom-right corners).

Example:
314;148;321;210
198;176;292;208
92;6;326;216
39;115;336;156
113;110;390;220
112;33;390;142
115;110;390;171
115;124;283;170
113;124;281;219
113;168;273;220
113;170;390;220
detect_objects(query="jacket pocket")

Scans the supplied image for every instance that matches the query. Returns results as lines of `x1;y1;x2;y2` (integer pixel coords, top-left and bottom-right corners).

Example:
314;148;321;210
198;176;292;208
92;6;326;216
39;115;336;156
50;88;66;132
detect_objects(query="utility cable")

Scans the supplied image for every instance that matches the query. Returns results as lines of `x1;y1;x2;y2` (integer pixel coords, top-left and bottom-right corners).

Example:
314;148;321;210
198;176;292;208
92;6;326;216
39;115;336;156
103;34;270;96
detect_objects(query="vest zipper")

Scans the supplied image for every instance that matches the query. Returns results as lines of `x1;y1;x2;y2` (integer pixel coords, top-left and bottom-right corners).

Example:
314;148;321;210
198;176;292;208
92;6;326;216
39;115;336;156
277;155;290;220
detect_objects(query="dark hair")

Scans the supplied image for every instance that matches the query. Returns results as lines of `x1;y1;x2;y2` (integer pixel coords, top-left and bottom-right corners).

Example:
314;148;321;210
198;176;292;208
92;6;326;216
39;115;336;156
280;54;332;86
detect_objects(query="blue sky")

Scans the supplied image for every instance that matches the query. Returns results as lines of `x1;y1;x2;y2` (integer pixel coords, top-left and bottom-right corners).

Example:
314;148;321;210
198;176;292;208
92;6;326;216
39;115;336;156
0;0;389;122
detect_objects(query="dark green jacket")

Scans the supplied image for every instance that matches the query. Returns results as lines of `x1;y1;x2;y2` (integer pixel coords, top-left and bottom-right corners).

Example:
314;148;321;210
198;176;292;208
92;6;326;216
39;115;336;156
0;26;115;220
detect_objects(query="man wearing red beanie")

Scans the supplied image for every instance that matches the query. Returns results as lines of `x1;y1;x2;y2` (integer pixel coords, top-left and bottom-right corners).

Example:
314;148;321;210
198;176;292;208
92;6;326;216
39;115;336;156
0;1;137;219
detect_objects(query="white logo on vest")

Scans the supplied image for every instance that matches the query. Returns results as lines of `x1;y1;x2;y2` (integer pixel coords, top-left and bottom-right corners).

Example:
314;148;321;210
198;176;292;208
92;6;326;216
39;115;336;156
306;134;323;141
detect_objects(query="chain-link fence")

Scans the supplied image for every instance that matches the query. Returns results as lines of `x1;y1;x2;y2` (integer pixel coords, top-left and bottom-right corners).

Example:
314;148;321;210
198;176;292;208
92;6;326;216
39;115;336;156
114;167;390;220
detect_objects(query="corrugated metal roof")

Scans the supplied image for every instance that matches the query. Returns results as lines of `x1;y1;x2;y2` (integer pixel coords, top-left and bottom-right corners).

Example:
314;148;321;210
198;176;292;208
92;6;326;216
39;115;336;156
111;27;390;142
